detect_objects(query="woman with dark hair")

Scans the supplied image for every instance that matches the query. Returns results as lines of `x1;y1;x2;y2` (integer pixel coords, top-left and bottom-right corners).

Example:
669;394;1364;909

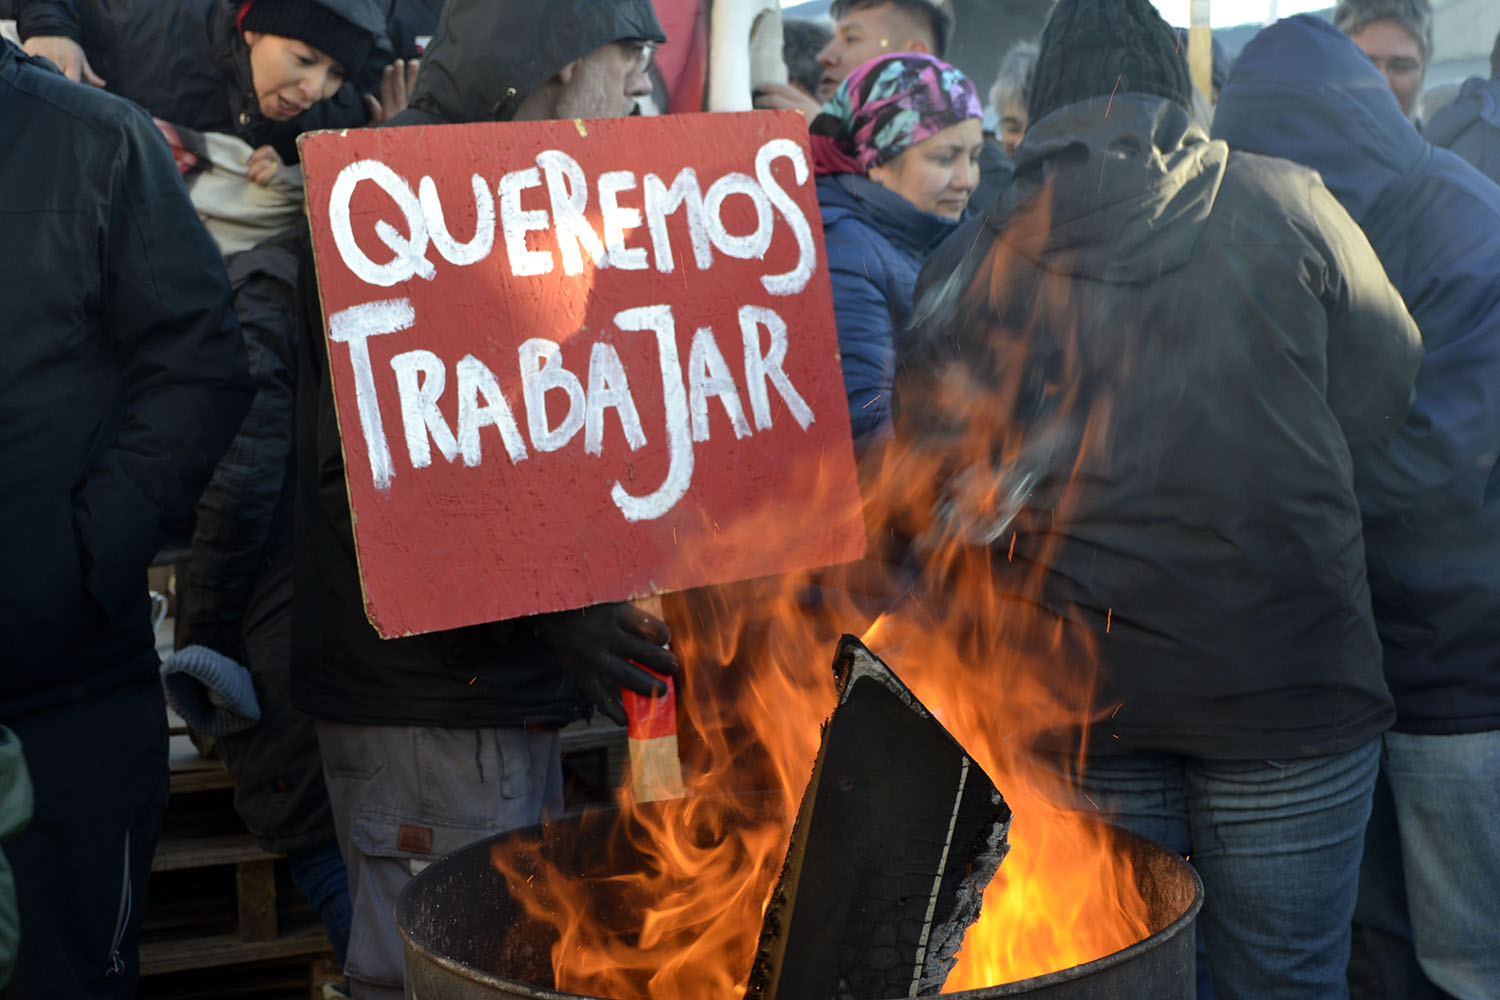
18;0;387;155
17;0;399;253
811;51;983;450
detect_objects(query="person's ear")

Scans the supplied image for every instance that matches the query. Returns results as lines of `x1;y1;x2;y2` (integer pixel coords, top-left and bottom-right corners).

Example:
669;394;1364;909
555;59;578;85
242;29;262;47
904;38;933;55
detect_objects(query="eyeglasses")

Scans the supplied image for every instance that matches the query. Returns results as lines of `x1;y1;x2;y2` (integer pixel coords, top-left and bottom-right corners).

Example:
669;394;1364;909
621;39;658;74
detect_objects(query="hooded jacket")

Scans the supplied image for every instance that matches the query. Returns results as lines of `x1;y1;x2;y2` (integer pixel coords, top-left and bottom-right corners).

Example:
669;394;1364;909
0;40;252;716
1215;15;1500;737
1423;75;1500;189
898;93;1422;760
392;0;664;125
291;0;666;728
15;0;385;162
818;172;963;447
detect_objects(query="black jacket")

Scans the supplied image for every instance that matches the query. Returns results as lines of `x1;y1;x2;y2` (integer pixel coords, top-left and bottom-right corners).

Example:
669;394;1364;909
174;230;333;853
291;0;665;727
180;232;303;665
381;0;442;60
897;95;1422;760
15;0;385;162
0;41;252;717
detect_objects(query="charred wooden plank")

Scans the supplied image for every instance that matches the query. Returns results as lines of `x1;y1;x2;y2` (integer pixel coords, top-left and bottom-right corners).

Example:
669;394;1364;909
748;635;1011;1000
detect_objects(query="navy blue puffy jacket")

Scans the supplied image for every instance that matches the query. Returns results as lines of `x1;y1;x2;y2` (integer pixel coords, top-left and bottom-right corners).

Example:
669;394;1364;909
1216;16;1500;735
1424;76;1500;189
817;172;961;448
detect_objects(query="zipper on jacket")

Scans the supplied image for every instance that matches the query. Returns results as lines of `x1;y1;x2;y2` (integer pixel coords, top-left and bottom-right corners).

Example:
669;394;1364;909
106;831;132;977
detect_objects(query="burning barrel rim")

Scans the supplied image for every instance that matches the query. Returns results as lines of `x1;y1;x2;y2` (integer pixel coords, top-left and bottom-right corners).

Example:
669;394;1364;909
397;818;1203;1000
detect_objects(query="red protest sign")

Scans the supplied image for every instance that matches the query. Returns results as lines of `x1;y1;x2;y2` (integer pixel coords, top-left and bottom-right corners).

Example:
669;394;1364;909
299;111;864;638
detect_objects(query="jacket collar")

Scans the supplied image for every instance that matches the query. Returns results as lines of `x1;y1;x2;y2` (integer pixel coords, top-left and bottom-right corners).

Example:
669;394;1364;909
819;172;963;255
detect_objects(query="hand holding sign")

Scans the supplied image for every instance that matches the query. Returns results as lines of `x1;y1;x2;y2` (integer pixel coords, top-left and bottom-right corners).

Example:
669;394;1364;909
532;601;677;726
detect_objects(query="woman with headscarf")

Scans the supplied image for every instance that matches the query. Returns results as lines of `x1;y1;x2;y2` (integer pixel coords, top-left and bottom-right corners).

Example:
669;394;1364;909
811;51;983;451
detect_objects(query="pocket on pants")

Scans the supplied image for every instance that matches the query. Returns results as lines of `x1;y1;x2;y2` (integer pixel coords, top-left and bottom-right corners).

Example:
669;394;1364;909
413;729;537;826
318;722;386;782
343;809;496;989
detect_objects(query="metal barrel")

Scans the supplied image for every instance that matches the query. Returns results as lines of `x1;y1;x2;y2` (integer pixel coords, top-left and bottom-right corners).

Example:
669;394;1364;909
398;805;1202;1000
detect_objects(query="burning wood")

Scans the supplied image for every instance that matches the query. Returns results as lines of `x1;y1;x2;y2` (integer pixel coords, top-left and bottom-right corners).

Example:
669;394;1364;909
747;635;1012;999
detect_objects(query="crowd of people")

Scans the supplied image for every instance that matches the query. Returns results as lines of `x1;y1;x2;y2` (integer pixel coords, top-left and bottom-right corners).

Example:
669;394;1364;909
0;0;1496;998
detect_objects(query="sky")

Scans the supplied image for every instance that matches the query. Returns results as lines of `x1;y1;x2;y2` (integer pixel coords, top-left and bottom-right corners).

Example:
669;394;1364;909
1147;0;1329;28
779;0;1334;29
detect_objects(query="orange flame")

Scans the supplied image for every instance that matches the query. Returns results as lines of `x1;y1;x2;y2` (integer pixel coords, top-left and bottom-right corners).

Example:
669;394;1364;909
491;178;1155;997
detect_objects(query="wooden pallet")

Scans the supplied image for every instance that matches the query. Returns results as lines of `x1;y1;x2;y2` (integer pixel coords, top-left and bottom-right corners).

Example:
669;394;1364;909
139;732;338;998
139;560;629;999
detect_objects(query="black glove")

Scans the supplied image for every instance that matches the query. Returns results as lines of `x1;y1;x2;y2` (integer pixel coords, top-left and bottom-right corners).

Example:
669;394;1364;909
533;601;678;725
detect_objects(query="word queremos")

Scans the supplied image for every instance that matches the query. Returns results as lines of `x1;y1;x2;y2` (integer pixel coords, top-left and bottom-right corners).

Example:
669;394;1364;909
323;138;822;524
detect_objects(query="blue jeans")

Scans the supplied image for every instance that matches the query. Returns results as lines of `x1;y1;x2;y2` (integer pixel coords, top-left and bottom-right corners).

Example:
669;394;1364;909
1038;739;1380;1000
1355;730;1500;1000
287;839;352;969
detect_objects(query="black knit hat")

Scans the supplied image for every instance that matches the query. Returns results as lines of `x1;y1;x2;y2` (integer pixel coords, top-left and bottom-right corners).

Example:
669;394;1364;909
241;0;375;77
1027;0;1193;124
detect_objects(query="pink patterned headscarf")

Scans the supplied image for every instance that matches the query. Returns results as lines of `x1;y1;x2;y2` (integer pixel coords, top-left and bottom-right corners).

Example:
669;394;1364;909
810;52;982;177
